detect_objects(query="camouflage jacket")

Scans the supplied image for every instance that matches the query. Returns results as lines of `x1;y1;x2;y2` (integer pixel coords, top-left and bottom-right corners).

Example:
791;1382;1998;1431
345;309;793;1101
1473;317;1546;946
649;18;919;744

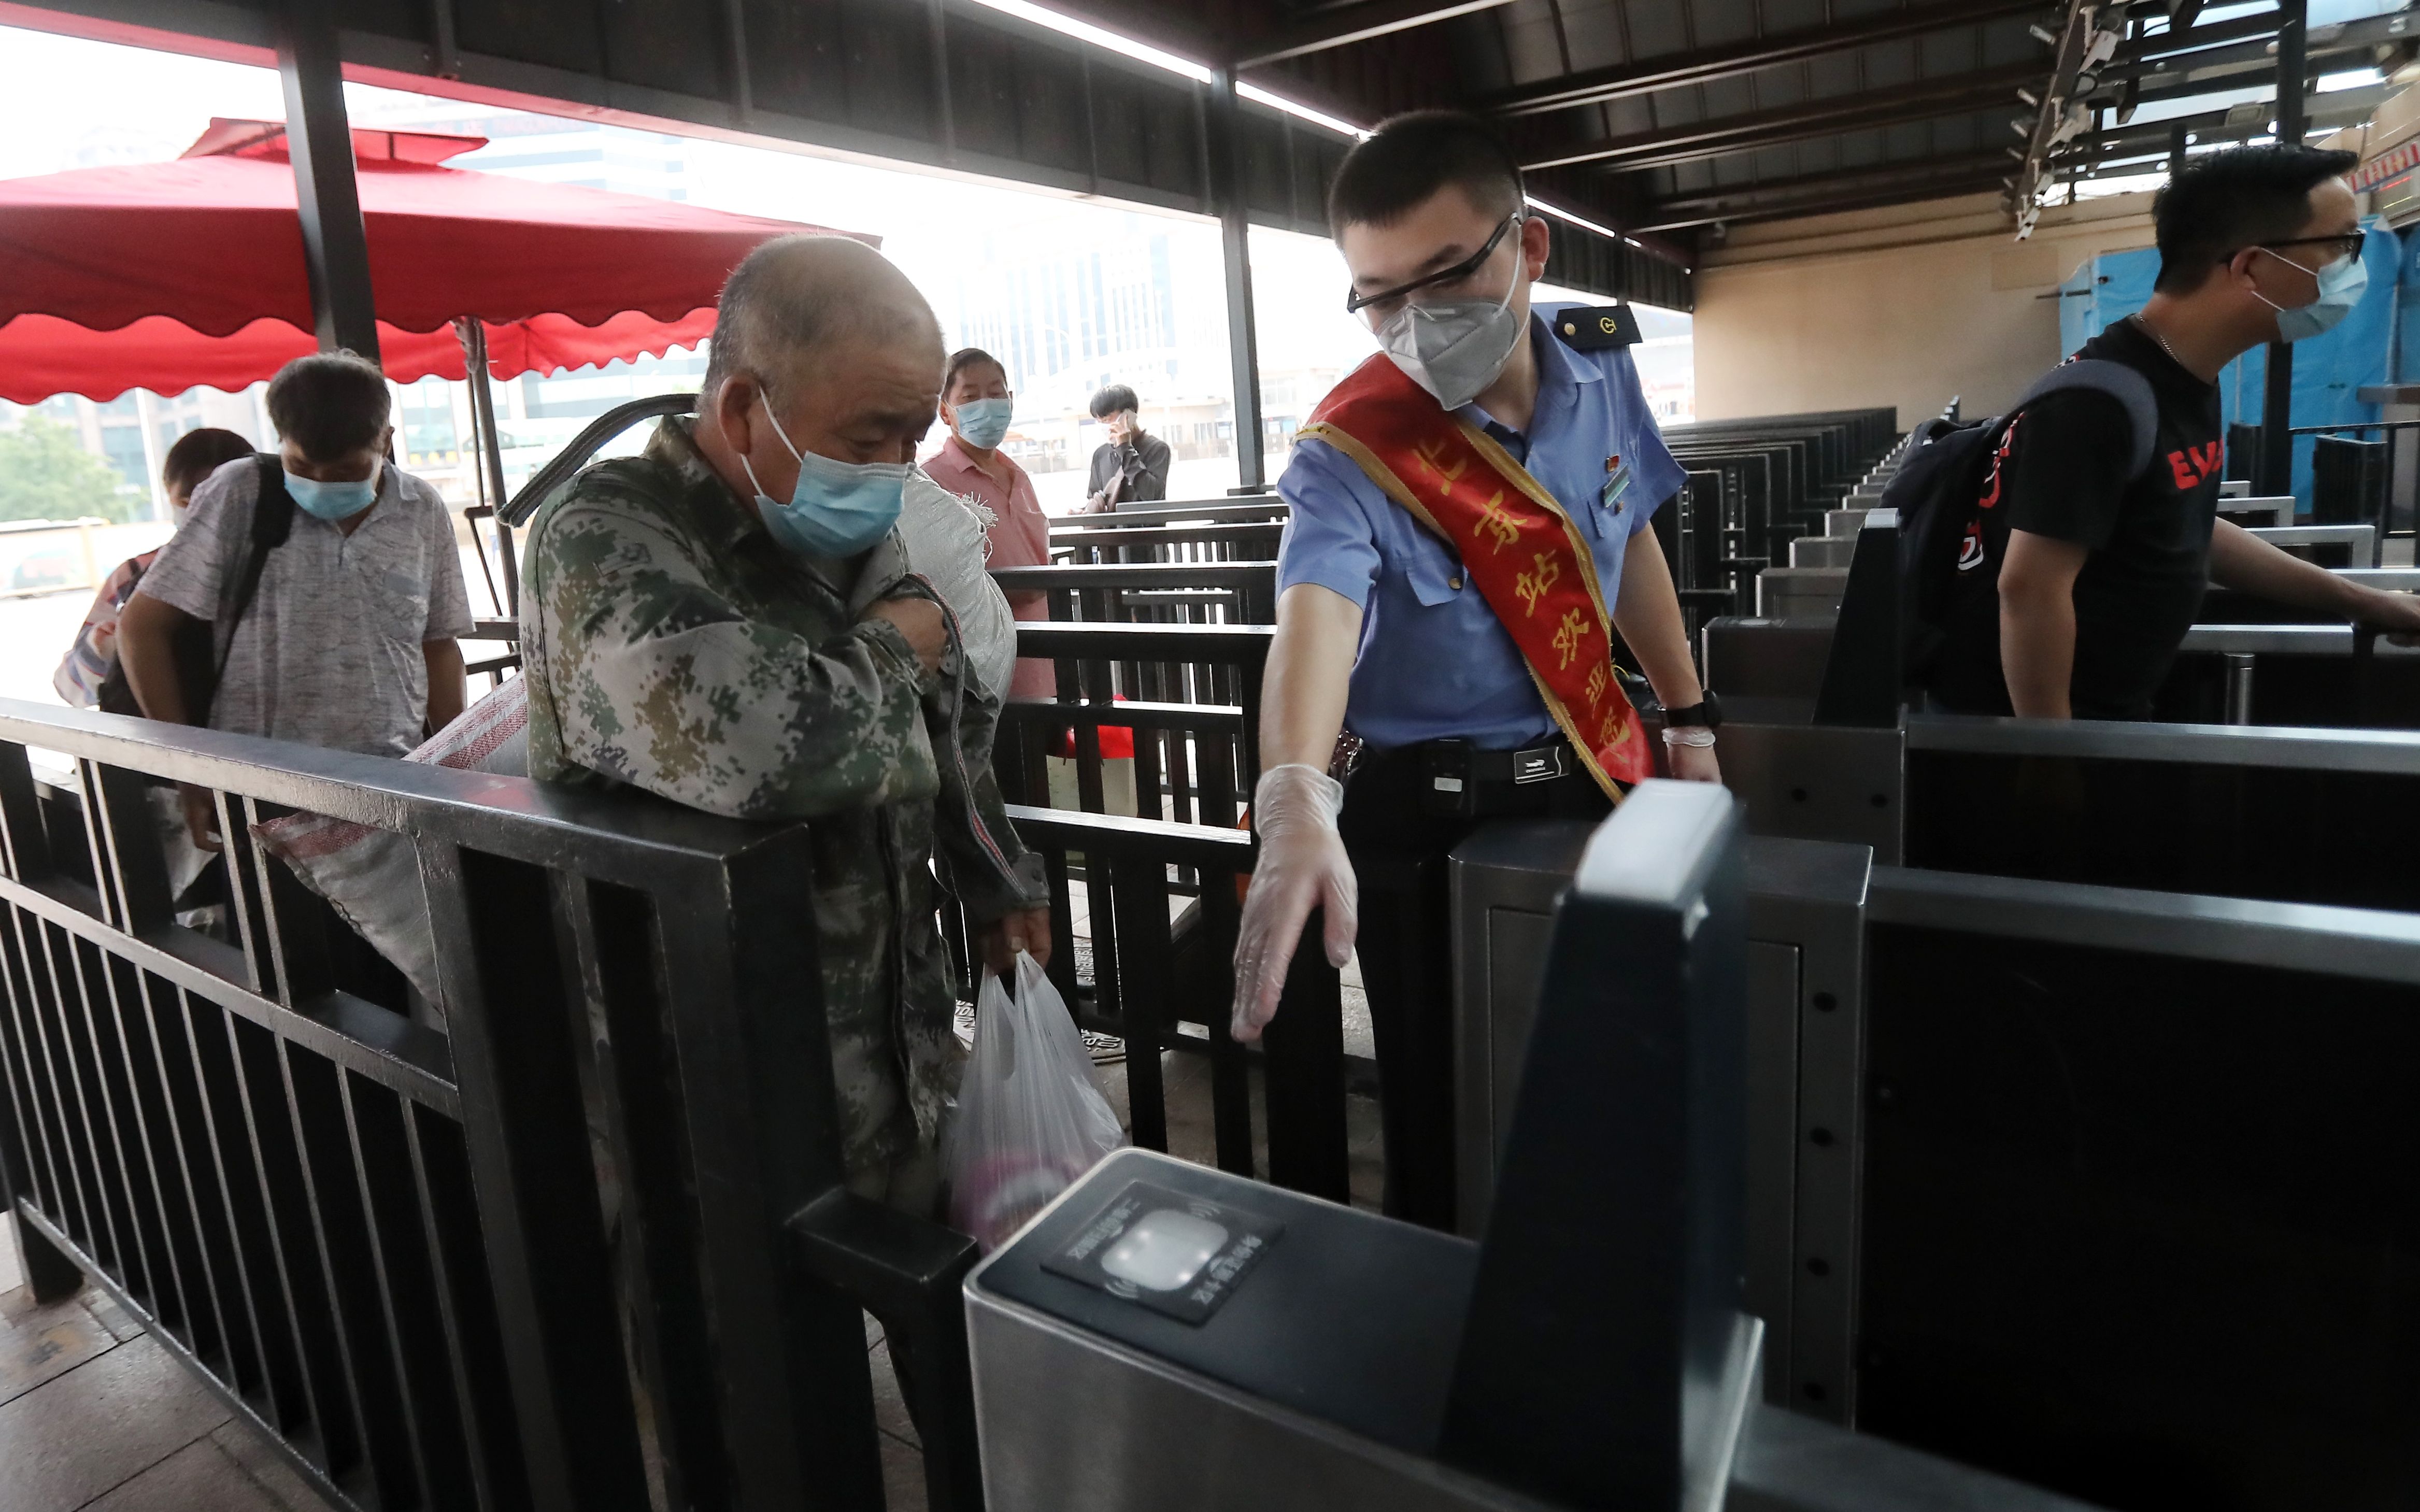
520;418;1046;1180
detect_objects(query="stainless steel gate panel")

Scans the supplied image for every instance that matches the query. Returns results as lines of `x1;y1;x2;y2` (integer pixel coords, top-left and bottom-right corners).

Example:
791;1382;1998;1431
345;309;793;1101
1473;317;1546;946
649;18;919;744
1449;824;1872;1417
1717;721;1903;863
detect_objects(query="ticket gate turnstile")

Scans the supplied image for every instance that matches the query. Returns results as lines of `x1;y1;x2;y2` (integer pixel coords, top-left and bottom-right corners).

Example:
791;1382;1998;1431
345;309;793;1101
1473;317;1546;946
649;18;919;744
965;783;2099;1512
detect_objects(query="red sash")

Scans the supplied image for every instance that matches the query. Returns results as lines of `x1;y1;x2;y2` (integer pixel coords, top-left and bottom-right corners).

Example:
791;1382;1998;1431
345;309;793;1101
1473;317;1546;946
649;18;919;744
1301;354;1650;798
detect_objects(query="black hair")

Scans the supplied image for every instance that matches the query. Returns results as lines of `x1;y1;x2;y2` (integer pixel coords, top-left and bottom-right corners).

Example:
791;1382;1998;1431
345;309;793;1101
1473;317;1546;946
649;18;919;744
161;427;254;501
944;347;1007;397
1326;109;1525;233
2153;143;2360;293
265;351;390;461
1088;383;1140;419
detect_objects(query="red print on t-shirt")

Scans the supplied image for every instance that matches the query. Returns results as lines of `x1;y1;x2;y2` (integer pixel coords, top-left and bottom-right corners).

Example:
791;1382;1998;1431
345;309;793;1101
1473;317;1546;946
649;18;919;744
2166;441;2222;491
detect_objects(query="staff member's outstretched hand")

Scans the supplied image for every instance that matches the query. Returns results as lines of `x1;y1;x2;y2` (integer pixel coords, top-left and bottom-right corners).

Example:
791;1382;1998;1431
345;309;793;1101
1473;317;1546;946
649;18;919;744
1230;763;1357;1043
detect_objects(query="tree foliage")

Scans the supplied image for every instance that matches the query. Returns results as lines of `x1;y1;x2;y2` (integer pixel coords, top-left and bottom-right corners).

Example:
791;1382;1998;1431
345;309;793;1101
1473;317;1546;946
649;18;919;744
0;414;140;524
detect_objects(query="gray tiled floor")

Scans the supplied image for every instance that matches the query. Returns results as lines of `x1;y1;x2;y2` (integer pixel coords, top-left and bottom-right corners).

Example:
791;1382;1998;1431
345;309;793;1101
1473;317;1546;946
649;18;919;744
0;1215;326;1512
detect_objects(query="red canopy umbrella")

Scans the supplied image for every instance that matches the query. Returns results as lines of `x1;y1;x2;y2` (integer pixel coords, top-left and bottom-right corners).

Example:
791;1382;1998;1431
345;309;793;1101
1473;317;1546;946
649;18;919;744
0;117;871;403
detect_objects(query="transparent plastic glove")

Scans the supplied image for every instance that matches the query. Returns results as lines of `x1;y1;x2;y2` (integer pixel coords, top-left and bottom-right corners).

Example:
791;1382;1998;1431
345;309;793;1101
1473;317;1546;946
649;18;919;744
1231;763;1357;1044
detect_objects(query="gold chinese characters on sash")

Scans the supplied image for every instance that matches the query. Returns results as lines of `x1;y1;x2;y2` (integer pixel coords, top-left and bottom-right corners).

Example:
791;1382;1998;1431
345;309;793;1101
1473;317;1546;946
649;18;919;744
1299;353;1651;800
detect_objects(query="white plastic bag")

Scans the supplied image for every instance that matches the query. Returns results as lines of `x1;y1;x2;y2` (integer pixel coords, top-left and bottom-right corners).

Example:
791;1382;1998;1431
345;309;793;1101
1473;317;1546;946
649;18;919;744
251;677;530;1018
944;950;1124;1252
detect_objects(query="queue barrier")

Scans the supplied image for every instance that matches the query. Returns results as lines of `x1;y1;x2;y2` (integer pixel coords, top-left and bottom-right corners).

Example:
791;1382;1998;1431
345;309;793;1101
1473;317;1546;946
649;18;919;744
1048;521;1284;565
1447;816;2420;1510
990;560;1277;629
1041;497;1290;531
0;699;985;1512
1709;700;2420;916
1705;506;2420;733
1667;410;1902;631
988;620;1357;1208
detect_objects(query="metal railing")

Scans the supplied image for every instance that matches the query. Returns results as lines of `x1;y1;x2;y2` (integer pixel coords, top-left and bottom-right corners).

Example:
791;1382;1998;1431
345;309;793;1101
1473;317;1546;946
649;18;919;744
985;620;1354;1204
0;700;979;1511
1043;498;1290;531
1048;520;1284;564
990;561;1278;629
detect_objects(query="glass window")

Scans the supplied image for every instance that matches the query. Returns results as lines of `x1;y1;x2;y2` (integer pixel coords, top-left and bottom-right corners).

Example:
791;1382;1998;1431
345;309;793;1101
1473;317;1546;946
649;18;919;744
99;424;149;492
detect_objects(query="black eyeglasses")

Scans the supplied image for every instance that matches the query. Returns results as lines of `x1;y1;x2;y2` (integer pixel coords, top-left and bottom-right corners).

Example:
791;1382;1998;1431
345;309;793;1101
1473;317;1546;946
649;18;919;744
2257;232;2365;265
1343;212;1524;316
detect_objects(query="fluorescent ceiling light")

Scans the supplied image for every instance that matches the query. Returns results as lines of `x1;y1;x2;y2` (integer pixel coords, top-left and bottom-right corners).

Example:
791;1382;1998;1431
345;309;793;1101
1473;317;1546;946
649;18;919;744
963;0;1215;83
965;1;1373;145
962;0;1660;258
1237;82;1368;139
1526;195;1649;250
2319;68;2383;93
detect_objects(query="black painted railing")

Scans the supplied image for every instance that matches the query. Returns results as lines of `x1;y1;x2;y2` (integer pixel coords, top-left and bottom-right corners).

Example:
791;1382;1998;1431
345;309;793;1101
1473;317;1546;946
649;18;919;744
1048;520;1284;564
983;620;1354;1205
991;560;1278;629
0;700;979;1512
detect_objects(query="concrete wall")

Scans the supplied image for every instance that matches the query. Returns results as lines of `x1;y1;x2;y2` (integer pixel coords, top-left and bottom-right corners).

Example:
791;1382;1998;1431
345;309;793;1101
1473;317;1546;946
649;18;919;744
1691;190;2159;429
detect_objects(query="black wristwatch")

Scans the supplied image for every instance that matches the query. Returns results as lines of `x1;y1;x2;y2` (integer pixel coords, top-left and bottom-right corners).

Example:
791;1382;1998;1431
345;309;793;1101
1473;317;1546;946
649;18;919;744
1662;692;1724;730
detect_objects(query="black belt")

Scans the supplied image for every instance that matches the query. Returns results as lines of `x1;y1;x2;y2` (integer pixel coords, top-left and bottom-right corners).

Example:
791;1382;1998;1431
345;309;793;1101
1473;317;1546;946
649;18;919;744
1445;738;1574;787
1382;735;1582;819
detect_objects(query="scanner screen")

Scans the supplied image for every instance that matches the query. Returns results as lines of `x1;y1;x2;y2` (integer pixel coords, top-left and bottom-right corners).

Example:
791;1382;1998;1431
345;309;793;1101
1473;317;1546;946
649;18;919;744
1100;1208;1230;1292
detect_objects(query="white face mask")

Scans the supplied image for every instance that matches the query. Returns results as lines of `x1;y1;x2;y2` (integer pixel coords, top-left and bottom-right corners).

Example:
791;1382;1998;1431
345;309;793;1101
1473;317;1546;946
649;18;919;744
1375;290;1526;411
1366;215;1529;410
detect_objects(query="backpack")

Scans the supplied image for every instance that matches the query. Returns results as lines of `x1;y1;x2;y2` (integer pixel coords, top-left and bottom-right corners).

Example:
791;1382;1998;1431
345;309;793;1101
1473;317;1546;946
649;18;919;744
1890;360;2160;682
97;454;295;723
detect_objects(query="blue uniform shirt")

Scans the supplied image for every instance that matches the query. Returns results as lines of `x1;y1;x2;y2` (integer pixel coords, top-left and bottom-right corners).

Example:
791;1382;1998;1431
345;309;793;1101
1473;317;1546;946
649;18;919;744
1275;301;1685;751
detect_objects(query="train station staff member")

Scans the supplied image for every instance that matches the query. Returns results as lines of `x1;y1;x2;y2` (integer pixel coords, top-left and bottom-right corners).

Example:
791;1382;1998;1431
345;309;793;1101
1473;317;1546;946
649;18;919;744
1230;111;1719;1229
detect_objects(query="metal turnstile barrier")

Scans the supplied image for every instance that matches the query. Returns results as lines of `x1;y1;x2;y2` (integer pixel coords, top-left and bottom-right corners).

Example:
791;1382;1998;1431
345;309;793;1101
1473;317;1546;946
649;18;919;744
1448;823;1873;1419
966;783;2100;1512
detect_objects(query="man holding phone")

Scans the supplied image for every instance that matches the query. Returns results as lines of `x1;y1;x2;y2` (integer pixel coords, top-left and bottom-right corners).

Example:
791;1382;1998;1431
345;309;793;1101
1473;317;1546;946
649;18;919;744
1083;383;1171;511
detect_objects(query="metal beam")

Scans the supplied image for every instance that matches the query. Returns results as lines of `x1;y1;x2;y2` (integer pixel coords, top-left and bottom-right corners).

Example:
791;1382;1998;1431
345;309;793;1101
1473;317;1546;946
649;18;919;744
1206;71;1268;494
1636;152;2013;232
1235;0;1517;69
1519;60;2044;174
2116;7;2283;66
2095;12;2410;97
2010;1;2096;232
1646;176;2009;234
273;0;378;359
2259;0;2308;500
1489;0;2051;119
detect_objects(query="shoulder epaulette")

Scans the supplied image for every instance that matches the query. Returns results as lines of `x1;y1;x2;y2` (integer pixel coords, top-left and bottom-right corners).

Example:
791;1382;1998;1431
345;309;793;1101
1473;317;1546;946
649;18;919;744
1551;305;1642;351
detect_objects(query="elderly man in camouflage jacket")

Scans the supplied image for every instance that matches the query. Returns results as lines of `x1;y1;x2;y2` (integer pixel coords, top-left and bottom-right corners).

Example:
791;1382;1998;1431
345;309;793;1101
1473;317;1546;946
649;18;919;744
519;234;1048;1213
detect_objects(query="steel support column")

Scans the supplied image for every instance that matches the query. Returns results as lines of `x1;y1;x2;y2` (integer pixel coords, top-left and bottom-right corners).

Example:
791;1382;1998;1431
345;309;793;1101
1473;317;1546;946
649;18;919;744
274;0;379;360
1207;70;1269;494
2258;0;2307;498
461;320;518;614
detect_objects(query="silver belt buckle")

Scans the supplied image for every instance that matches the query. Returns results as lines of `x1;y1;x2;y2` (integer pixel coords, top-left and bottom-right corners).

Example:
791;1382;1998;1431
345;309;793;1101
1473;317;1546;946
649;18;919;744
1511;743;1566;784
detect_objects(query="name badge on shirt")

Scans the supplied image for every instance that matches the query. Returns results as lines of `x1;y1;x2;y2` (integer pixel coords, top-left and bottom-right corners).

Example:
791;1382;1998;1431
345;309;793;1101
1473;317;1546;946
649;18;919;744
1602;454;1633;512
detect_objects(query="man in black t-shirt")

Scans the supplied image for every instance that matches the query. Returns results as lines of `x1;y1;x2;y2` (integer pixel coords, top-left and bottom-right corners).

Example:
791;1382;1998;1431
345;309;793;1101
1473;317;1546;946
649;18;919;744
1925;144;2420;720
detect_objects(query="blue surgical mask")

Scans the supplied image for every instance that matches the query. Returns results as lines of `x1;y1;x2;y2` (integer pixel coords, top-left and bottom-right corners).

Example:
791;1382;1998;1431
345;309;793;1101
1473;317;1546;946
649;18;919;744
738;393;908;558
952;396;1014;450
2255;244;2368;342
282;463;379;521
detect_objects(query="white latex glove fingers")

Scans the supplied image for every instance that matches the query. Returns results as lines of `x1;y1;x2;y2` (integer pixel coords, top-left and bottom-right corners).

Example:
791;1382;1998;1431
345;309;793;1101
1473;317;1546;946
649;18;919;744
1319;859;1359;969
1231;857;1317;1044
1230;763;1354;1043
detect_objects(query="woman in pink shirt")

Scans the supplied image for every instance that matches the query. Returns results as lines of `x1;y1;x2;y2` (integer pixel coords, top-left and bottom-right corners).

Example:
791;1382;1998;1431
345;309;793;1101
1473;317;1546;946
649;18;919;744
924;347;1057;698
